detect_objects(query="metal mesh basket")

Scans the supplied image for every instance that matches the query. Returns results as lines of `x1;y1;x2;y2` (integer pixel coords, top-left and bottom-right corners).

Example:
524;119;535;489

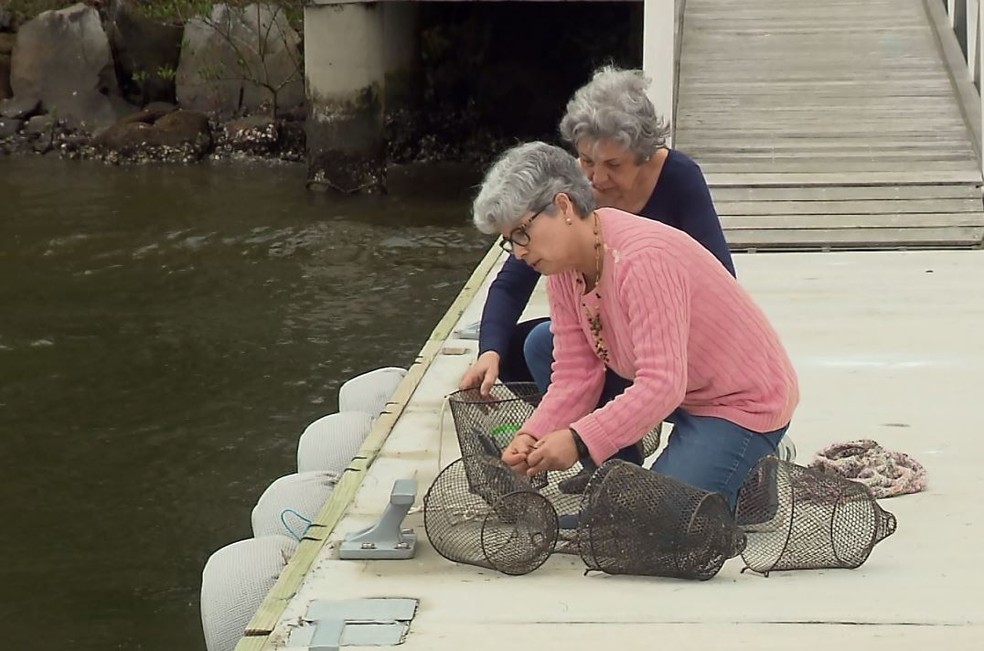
447;382;547;489
735;457;897;574
423;455;559;575
448;382;541;454
577;460;745;580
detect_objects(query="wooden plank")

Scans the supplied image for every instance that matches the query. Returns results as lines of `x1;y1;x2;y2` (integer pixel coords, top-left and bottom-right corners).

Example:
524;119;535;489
726;226;984;248
709;184;981;201
721;212;984;228
705;171;983;186
716;198;983;215
679;96;958;107
690;152;978;164
702;162;979;175
689;149;976;160
233;638;266;651
678;125;969;137
236;240;507;645
685;140;972;152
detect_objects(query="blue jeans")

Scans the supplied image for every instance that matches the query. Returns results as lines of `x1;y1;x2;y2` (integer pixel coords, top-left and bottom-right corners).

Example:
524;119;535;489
526;320;789;509
654;410;787;511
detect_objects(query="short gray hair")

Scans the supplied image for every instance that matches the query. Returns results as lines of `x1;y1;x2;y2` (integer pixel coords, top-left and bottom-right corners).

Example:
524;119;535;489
559;66;670;161
472;142;595;235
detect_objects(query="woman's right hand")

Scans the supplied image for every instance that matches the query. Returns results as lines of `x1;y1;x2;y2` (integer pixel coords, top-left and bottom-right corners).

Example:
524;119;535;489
458;350;501;397
502;432;537;474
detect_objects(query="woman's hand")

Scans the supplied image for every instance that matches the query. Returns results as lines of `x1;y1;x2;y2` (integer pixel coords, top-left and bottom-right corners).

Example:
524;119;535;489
458;350;501;397
502;432;537;474
525;429;580;477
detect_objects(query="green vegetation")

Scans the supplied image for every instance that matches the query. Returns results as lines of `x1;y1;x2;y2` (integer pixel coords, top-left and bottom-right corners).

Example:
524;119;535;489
2;0;302;28
136;0;302;29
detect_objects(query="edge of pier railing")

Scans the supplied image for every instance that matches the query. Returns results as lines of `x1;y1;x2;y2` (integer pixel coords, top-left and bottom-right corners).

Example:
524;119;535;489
233;240;505;651
927;0;984;168
643;0;684;145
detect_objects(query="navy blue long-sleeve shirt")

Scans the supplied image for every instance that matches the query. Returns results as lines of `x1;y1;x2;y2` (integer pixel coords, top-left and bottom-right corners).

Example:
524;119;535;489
478;149;735;356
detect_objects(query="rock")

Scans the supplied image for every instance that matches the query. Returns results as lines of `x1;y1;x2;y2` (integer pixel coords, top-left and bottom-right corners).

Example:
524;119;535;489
106;0;183;105
118;106;174;126
223;115;278;154
0;54;10;101
0;8;13;32
176;3;303;117
24;114;55;134
0;95;40;119
0;116;21;137
10;5;125;132
237;4;304;115
0;33;15;55
176;5;245;117
144;101;177;114
95;108;212;162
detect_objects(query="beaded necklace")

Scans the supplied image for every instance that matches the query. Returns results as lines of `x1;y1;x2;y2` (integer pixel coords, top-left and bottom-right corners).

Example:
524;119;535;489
584;212;609;362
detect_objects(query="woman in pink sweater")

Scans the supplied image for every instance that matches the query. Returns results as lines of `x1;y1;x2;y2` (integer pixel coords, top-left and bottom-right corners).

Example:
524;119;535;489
471;142;799;509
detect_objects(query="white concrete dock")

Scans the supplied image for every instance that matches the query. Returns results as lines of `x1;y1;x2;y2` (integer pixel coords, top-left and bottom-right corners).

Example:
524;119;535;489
241;247;984;650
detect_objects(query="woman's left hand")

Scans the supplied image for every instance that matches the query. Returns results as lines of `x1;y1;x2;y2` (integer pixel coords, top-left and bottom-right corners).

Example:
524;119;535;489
525;429;580;476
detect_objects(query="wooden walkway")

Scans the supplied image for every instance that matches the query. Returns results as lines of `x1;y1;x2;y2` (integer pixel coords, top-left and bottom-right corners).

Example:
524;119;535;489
674;0;984;250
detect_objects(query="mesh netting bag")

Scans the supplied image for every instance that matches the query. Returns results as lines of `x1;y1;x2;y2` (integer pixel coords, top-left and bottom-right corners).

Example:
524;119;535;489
423;455;559;575
735;457;897;574
577;460;745;580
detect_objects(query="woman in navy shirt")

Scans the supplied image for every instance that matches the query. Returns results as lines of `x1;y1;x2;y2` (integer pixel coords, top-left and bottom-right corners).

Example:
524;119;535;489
459;67;735;431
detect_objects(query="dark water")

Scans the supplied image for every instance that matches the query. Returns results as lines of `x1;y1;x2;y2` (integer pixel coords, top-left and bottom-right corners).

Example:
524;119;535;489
0;156;491;650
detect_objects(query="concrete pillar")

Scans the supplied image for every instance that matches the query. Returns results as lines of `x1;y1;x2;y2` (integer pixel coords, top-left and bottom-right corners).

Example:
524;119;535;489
304;1;418;193
643;0;676;145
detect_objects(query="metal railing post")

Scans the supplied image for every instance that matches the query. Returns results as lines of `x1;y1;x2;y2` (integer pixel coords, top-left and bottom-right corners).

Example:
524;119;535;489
978;0;984;179
643;0;676;146
968;0;980;80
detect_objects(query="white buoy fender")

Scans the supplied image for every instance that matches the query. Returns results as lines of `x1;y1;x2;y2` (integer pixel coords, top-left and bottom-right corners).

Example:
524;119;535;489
338;367;407;416
200;535;298;651
297;411;374;474
250;471;339;539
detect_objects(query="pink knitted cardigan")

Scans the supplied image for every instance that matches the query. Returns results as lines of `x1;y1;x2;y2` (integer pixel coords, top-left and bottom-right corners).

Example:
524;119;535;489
522;208;799;464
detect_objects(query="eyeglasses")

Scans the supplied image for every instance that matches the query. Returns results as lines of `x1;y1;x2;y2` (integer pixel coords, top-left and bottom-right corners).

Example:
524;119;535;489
498;201;552;253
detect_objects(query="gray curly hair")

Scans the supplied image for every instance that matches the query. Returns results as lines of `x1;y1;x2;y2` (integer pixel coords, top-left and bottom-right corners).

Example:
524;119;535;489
559;66;670;162
472;142;596;235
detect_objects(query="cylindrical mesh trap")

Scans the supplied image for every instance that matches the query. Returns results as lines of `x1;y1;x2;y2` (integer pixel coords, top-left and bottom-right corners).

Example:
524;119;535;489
735;457;897;574
447;382;547;489
423;455;559;575
448;382;541;454
577;460;745;580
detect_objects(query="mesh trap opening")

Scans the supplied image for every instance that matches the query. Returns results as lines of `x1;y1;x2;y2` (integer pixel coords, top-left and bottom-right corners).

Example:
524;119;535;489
736;457;897;574
448;382;548;489
423;456;559;575
448;382;541;455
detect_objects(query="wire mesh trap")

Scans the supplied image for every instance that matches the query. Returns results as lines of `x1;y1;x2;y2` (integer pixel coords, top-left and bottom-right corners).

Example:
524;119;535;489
444;382;667;556
735;456;897;574
423;455;559;575
577;460;745;580
448;382;542;455
448;382;548;489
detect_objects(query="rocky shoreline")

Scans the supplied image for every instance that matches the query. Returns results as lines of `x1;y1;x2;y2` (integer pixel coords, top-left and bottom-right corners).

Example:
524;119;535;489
0;105;307;165
0;2;572;173
0;1;311;167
